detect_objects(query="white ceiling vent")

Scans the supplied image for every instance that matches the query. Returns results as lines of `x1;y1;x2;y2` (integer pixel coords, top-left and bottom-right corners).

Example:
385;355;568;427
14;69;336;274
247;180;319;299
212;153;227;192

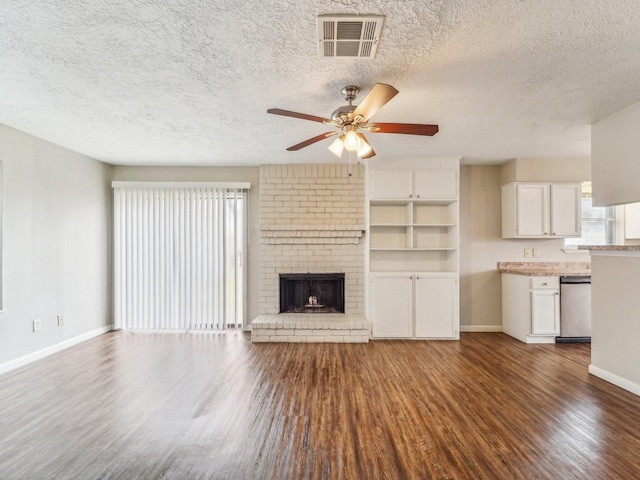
318;15;385;58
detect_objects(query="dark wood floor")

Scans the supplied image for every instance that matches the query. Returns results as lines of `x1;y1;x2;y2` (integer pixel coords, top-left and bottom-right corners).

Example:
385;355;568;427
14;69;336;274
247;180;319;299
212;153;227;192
1;332;639;479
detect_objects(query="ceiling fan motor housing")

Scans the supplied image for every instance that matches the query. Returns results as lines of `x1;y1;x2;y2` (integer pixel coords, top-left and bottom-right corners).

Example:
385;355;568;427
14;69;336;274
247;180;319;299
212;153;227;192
341;85;360;102
331;105;356;124
331;85;361;124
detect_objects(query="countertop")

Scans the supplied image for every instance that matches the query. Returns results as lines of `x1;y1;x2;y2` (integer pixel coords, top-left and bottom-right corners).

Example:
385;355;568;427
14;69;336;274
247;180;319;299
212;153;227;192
578;245;640;251
498;261;591;276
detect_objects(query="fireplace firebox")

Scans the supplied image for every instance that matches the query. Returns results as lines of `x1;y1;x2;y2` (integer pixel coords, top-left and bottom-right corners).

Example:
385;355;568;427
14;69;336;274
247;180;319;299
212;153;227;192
279;273;345;314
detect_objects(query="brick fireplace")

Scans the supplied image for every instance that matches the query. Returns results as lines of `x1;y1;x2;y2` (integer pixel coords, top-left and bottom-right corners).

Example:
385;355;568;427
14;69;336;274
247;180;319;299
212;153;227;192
251;163;369;343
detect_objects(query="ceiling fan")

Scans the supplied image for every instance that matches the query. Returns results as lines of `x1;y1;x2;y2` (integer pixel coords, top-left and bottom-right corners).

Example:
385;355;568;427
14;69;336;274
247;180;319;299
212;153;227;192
267;83;439;160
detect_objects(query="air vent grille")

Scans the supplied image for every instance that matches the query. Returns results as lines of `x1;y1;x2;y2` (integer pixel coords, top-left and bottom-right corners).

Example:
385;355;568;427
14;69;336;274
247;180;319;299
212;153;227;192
318;15;384;58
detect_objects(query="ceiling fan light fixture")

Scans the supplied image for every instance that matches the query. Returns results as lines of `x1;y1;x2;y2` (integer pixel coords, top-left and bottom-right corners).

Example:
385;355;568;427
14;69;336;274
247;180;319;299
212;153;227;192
328;135;345;157
343;127;359;151
356;134;373;158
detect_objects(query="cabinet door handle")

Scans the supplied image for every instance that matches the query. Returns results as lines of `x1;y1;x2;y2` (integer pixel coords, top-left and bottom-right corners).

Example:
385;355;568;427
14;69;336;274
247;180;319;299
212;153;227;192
542;282;548;286
416;194;420;198
409;194;413;198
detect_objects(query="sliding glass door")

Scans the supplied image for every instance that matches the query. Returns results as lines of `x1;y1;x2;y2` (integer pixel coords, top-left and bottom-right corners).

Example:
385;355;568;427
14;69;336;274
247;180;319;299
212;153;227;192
113;183;248;330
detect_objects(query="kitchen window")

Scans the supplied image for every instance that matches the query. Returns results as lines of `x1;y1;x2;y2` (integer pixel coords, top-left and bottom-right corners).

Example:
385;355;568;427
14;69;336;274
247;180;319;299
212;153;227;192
565;182;617;248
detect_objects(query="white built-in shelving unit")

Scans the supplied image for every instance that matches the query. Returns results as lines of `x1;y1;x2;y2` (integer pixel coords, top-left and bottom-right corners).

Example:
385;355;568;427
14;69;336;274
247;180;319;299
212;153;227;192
367;158;460;340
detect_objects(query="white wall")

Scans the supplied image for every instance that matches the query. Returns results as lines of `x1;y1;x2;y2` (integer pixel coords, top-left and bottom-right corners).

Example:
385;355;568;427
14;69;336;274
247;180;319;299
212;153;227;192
592;101;640;206
459;163;591;330
590;102;640;395
589;254;640;394
500;157;591;184
111;166;260;324
0;124;112;365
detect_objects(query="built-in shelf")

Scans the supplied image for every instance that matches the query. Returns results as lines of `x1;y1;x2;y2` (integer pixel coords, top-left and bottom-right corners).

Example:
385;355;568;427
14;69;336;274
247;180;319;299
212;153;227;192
370;199;457;206
371;223;456;228
370;223;412;227
367;165;460;340
370;247;457;251
369;199;458;250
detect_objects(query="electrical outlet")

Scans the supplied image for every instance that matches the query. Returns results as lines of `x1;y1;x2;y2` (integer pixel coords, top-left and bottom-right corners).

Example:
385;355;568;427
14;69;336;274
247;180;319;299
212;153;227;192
33;319;42;332
57;315;64;326
533;248;539;258
524;248;532;258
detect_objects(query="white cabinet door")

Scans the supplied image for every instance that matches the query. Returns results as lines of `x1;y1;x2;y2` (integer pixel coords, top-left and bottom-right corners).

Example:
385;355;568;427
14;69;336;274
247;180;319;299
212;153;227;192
550;184;581;237
370;170;457;200
531;289;560;335
415;275;458;338
625;202;640;239
414;171;457;200
371;274;413;338
370;170;412;199
516;184;550;237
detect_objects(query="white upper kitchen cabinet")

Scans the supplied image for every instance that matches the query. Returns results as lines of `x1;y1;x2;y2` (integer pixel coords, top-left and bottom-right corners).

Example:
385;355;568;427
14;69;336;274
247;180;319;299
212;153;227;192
370;169;457;200
414;170;457;200
550;184;582;237
502;182;581;238
511;183;549;237
624;202;640;239
370;170;413;199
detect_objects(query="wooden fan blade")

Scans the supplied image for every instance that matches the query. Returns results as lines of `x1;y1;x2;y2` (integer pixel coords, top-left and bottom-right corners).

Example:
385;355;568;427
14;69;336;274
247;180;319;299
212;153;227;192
267;108;330;124
369;123;439;136
286;131;338;151
352;84;399;122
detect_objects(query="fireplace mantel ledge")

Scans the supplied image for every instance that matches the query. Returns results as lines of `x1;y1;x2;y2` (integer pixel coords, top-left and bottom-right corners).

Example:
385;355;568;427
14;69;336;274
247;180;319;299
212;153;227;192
260;224;365;231
260;224;365;244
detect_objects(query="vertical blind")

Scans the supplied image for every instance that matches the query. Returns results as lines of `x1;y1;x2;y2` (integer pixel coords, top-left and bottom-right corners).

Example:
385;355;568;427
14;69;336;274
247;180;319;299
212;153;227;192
113;183;249;330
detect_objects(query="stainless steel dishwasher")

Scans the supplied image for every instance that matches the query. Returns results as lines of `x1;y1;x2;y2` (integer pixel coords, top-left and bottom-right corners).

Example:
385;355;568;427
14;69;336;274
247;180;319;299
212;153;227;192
556;275;591;343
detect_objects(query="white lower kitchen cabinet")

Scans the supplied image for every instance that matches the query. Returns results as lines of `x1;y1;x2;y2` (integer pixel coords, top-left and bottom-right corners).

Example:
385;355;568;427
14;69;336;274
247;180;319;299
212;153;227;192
531;289;560;335
502;273;560;343
415;275;458;338
370;274;413;337
370;273;459;339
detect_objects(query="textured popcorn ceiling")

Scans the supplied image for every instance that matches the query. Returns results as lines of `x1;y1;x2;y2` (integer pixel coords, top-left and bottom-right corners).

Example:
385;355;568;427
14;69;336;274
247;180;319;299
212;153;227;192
2;0;640;165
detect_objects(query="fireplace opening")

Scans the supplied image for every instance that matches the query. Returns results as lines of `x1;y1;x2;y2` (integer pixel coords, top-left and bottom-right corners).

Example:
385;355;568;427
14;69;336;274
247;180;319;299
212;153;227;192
279;273;345;314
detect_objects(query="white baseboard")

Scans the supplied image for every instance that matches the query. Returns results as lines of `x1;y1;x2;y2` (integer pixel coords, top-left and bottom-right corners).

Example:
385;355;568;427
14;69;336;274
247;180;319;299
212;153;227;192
589;364;640;397
0;325;113;376
460;325;503;333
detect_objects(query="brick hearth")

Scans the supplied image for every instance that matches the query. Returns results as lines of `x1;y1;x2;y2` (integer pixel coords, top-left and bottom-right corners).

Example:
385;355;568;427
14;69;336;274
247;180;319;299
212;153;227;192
251;313;369;343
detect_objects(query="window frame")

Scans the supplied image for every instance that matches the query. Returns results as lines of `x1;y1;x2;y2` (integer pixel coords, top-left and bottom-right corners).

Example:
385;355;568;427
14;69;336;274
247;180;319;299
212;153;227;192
564;181;618;249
